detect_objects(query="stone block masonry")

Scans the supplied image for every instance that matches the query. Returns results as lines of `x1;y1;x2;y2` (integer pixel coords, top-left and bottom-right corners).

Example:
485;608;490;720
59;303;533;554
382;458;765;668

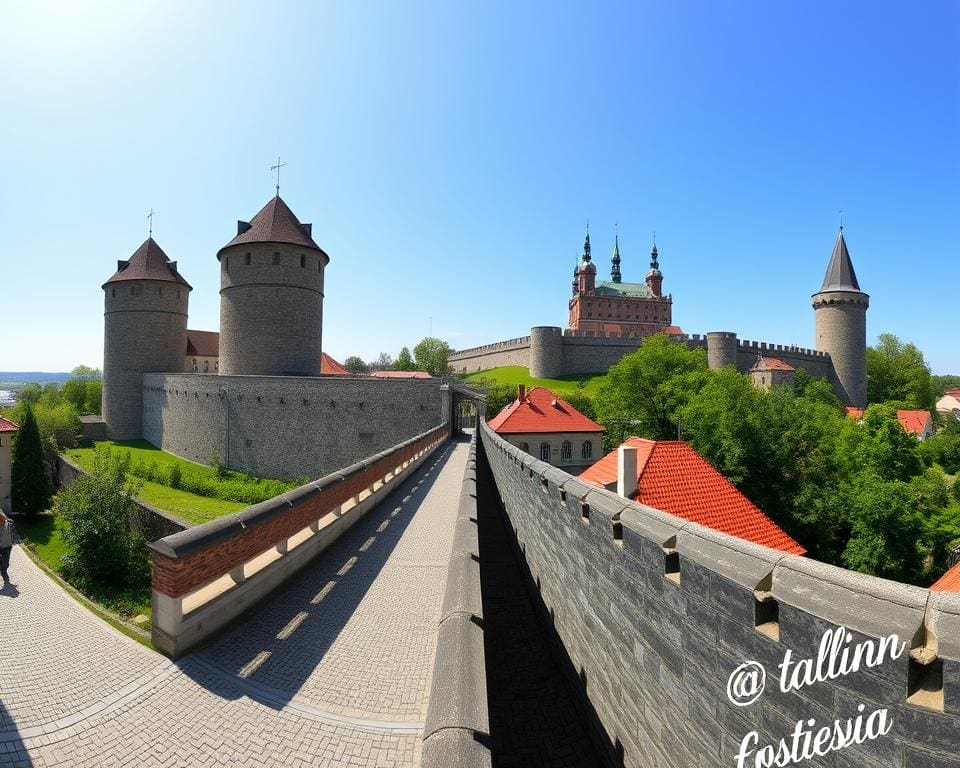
480;420;960;768
143;373;449;480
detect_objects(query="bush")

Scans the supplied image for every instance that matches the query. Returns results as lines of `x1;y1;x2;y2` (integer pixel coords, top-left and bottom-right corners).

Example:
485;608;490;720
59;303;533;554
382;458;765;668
56;446;145;588
11;405;52;516
168;463;182;489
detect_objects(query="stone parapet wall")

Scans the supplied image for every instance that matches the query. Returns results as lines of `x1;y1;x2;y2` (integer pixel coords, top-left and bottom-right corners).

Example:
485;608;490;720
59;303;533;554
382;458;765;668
480;419;960;768
449;337;531;373
142;373;448;480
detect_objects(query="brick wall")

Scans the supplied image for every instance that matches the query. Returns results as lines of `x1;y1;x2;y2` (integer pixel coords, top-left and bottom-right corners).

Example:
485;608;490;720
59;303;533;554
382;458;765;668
481;421;960;768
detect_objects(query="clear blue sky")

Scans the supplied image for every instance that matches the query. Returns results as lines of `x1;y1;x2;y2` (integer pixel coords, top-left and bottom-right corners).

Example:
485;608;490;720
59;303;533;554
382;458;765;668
2;1;957;374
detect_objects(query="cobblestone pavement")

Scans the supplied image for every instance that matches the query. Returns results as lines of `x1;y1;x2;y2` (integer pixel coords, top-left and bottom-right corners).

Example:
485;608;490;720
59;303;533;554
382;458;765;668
0;438;467;767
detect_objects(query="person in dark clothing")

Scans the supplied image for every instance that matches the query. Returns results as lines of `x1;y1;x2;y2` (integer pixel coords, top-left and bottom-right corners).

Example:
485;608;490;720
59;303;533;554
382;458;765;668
0;510;18;584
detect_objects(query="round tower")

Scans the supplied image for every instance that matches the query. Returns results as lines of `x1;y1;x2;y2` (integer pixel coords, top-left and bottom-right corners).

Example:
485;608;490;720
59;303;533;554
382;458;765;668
812;227;869;407
102;239;191;440
706;331;739;369
217;196;330;376
529;326;563;379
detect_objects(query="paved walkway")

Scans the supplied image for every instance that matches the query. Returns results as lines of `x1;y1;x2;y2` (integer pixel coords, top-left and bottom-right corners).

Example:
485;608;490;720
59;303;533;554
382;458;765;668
0;437;468;767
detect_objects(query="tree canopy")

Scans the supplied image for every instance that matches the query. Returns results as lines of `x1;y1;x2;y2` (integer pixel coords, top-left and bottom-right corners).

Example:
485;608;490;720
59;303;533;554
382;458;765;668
343;356;369;374
866;333;934;408
413;337;452;376
395;347;415;371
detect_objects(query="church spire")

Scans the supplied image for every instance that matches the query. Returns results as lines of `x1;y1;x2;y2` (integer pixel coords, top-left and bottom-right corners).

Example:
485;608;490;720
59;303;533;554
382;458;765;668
645;237;663;298
582;226;592;263
819;227;862;292
611;231;622;283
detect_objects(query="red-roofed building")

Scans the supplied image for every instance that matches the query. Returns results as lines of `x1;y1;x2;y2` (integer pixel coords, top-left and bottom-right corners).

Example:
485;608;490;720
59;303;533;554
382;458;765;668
321;353;351;376
579;437;805;555
844;406;865;422
489;386;605;471
936;389;960;419
749;356;796;392
0;417;18;515
931;561;960;592
896;409;934;441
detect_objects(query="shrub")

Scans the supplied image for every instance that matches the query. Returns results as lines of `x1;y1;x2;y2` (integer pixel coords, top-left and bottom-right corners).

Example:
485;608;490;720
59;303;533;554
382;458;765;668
56;446;144;588
11;405;52;516
168;463;182;489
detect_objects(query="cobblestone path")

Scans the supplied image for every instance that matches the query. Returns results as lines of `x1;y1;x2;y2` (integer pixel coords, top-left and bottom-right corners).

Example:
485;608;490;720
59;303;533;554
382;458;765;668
0;438;467;767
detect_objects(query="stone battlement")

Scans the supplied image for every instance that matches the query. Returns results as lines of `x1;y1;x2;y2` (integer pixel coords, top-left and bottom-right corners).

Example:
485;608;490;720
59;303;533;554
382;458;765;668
449;336;530;359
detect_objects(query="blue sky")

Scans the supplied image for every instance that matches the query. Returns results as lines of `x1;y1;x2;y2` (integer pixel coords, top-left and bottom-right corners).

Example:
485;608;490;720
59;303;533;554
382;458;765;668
1;1;957;374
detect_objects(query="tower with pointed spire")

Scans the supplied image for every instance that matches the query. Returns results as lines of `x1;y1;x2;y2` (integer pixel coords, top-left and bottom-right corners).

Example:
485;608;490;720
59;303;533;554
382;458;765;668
217;196;330;376
812;226;869;407
576;229;596;294
102;238;192;439
645;241;663;297
611;234;622;283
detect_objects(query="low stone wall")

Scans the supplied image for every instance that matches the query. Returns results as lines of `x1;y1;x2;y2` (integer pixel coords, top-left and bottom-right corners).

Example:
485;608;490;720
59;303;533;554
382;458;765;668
54;454;187;541
480;420;960;768
421;432;492;767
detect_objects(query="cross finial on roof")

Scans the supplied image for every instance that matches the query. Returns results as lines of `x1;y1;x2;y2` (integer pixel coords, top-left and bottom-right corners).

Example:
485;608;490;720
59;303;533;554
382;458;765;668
147;208;155;238
271;156;287;196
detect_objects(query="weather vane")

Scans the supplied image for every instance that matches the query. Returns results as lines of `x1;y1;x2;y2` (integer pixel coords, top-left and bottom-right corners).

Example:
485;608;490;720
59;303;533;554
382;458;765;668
147;208;155;238
839;206;844;231
271;156;287;196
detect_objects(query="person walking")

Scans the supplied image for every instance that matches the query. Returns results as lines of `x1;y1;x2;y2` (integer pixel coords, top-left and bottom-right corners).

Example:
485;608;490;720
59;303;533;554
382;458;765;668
0;510;18;585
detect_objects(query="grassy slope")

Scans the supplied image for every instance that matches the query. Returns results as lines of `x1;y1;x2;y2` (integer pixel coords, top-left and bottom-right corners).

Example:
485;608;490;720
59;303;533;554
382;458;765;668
462;366;608;397
65;440;248;524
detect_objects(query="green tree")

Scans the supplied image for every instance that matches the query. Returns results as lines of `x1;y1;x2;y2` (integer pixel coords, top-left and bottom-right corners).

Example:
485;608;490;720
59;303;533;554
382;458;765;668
866;333;934;408
413;337;452;376
595;334;708;442
849;404;924;482
17;383;42;407
343;356;369;374
10;406;52;516
62;365;102;415
395;347;414;371
372;352;393;372
933;374;960;396
57;445;147;587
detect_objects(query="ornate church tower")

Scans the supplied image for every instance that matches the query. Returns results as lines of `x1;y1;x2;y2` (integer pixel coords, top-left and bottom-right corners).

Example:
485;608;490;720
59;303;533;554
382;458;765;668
611;234;622;283
645;242;663;298
103;239;191;439
576;230;596;294
217;196;330;376
812;227;869;407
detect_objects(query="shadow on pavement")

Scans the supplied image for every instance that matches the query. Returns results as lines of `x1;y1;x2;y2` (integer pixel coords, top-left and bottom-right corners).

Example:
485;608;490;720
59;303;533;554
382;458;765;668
0;701;34;767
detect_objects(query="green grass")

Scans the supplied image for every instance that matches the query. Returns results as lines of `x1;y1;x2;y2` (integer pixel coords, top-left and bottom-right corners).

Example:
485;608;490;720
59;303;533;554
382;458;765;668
15;513;152;622
64;439;288;524
462;366;609;397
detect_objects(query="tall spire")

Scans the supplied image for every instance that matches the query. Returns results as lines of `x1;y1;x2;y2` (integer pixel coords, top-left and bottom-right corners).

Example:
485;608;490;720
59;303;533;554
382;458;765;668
611;230;622;283
819;227;861;292
649;242;660;270
583;225;592;262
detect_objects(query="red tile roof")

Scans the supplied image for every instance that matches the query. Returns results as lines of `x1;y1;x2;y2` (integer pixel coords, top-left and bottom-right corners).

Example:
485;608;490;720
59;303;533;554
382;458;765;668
103;238;192;288
896;409;933;436
751;356;795;372
943;388;960;399
663;326;685;335
844;407;865;420
488;386;604;435
931;561;960;592
321;353;351;376
186;329;220;357
579;437;805;555
0;417;18;433
218;196;327;258
370;370;432;379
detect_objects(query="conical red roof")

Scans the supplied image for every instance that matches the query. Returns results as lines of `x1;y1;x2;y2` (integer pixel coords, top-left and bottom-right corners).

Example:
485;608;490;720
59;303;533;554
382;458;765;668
103;238;192;288
218;196;325;258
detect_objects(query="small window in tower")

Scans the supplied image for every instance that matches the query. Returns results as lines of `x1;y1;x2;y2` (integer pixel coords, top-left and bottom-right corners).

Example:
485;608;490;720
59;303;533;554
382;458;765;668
225;257;229;270
192;359;197;372
112;288;116;297
215;361;219;372
300;254;306;268
158;287;163;295
273;252;280;265
204;360;209;373
245;252;251;265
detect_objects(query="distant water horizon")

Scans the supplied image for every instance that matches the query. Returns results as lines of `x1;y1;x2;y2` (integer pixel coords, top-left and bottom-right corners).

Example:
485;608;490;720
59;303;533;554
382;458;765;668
0;390;16;406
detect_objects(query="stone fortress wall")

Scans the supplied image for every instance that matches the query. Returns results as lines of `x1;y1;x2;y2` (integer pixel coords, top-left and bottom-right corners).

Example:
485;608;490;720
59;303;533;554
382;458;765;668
479;420;960;768
143;373;449;480
450;326;836;384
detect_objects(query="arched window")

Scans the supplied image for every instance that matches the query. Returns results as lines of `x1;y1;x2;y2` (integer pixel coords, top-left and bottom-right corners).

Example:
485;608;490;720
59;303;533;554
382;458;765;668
520;442;529;453
192;359;197;372
540;442;550;461
561;441;572;461
215;361;219;372
581;441;593;460
203;360;209;373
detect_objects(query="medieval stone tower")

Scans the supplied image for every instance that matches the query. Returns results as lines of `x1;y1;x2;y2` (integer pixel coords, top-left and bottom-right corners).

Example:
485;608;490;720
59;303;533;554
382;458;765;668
102;239;191;439
812;227;869;407
217;196;330;376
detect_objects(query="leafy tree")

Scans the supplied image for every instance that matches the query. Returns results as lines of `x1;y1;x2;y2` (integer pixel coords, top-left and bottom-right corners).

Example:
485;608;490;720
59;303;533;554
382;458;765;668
57;446;147;587
564;392;597;422
395;347;414;371
343;356;369;374
413;337;452;376
17;383;42;407
850;404;924;482
62;365;102;415
933;374;960;396
595;334;708;441
866;333;934;408
10;406;52;516
372;352;393;372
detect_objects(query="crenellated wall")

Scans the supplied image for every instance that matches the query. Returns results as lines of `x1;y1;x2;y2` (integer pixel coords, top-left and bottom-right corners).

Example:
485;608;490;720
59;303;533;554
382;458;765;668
480;420;960;768
142;373;448;480
448;336;531;372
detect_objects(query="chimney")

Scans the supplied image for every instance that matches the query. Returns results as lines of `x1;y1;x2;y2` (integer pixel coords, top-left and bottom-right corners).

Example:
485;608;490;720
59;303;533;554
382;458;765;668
617;445;638;499
517;384;526;402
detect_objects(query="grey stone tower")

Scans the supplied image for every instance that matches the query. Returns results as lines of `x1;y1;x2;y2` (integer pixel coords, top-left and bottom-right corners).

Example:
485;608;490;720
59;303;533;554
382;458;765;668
812;227;869;407
529;326;563;379
706;331;738;369
217;196;330;376
103;239;191;440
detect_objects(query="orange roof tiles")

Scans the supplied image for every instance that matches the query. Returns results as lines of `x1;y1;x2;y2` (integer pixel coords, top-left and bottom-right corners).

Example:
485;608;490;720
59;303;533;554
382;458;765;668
488;386;604;435
0;417;18;433
751;356;795;372
579;437;805;555
321;353;351;376
844;407;865;420
896;409;932;436
931;561;960;592
186;329;220;357
103;238;192;288
219;196;326;257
